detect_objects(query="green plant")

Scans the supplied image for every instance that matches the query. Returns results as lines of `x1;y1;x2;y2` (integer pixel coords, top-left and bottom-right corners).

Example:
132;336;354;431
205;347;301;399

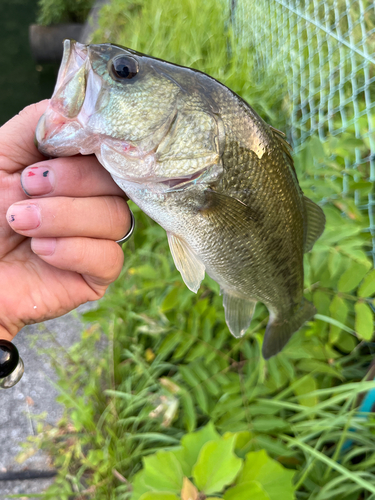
130;422;295;500
37;0;94;25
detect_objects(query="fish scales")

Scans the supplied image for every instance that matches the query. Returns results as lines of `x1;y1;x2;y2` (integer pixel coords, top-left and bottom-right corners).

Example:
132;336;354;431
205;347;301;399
35;41;326;358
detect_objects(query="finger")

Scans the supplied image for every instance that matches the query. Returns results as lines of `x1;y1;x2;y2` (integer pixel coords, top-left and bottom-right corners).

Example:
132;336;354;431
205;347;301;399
0;100;49;173
31;236;125;291
7;196;131;241
20;155;125;198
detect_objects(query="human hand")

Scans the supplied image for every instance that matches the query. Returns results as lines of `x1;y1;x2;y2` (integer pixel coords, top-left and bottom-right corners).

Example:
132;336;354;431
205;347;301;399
0;101;130;340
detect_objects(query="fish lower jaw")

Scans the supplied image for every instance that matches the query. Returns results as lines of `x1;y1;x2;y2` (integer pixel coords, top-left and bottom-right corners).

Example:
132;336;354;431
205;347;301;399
35;107;86;156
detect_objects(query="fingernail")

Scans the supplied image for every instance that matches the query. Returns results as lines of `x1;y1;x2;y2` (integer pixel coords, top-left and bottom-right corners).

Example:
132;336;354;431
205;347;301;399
21;166;54;196
31;238;56;256
7;204;41;230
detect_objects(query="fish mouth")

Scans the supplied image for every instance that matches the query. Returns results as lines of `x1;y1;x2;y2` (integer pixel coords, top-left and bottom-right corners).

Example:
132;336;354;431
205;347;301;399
35;40;102;156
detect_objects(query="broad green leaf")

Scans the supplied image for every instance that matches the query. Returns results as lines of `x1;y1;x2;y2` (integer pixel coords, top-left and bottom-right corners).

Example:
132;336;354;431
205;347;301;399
130;264;159;279
313;290;331;315
228;431;253;454
251;416;289;433
329;296;348;343
314;314;356;335
335;331;357;353
139;493;179;500
180;389;197;432
158;332;183;357
358;269;375;297
355;302;374;340
328;249;342;278
308;135;326;160
171;448;191;477
293;375;318;407
192;436;242;494
193;384;209;413
334;135;364;149
132;473;152;500
224;481;270;500
237;450;295;500
321;226;361;245
132;451;183;499
297;358;342;378
161;287;181;312
349;180;373;195
180;422;220;474
338;262;369;293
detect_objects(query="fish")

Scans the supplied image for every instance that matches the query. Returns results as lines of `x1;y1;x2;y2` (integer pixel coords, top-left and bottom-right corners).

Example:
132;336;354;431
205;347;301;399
35;40;326;359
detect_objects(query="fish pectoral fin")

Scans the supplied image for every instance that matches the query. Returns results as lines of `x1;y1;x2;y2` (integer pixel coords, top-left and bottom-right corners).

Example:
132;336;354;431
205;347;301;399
262;299;316;359
303;196;326;253
167;233;205;293
200;189;258;226
222;290;256;338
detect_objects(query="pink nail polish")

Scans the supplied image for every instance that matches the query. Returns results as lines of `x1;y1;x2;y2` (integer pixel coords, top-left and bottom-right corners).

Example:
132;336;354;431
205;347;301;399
21;166;54;196
7;204;41;230
31;238;56;256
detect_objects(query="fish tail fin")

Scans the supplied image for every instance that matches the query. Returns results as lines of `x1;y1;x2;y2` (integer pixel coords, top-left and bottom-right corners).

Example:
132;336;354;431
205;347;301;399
262;299;316;359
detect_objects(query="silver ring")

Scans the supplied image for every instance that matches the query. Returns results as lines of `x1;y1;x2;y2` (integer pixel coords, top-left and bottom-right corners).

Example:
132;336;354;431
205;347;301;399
116;209;135;245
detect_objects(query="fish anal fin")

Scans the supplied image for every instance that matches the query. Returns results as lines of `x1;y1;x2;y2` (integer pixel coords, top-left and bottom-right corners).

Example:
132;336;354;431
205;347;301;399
167;233;205;293
222;289;256;338
303;196;326;253
262;299;316;359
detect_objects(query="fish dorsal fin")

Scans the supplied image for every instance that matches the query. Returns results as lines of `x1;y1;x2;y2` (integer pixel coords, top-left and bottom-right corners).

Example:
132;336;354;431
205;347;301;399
167;233;205;293
269;125;299;181
222;289;256;338
303;196;326;253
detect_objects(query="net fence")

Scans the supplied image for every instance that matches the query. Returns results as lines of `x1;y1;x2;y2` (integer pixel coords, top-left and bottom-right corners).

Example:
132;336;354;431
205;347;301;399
232;0;375;261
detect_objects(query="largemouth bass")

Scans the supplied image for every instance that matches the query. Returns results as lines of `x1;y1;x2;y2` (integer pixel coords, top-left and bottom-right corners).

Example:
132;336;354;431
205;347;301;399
35;40;325;359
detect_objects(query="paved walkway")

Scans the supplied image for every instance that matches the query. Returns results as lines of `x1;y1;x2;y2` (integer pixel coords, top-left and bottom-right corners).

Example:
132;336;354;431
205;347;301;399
0;304;95;499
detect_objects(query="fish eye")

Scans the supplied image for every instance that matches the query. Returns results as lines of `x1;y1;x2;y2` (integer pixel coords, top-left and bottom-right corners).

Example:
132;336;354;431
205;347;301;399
111;56;139;80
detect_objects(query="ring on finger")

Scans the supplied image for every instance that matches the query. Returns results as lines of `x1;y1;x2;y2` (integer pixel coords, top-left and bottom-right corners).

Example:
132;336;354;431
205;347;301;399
116;209;135;246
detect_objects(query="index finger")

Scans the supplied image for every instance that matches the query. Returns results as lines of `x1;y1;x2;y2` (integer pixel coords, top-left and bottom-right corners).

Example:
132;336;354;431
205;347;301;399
0;100;49;173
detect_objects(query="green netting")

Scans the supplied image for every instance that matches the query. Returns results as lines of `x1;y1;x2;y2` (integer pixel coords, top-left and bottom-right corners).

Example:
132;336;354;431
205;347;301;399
232;0;375;260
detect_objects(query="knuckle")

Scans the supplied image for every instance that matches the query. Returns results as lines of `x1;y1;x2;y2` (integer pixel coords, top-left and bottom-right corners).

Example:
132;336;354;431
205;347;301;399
101;243;124;282
69;238;87;268
104;196;129;239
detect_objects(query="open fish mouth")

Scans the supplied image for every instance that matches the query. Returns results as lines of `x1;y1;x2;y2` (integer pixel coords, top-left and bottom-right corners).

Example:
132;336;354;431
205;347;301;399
35;40;103;156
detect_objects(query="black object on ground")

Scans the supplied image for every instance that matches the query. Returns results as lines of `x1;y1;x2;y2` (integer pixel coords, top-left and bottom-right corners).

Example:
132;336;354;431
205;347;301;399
0;469;57;481
0;340;19;378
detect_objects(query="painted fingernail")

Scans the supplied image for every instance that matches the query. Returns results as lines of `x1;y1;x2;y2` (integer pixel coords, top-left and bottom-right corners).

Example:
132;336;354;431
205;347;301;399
21;166;54;196
31;238;56;256
7;204;41;230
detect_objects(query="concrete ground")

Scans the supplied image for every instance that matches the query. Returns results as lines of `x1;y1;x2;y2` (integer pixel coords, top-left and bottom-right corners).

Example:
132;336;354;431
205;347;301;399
0;303;96;500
